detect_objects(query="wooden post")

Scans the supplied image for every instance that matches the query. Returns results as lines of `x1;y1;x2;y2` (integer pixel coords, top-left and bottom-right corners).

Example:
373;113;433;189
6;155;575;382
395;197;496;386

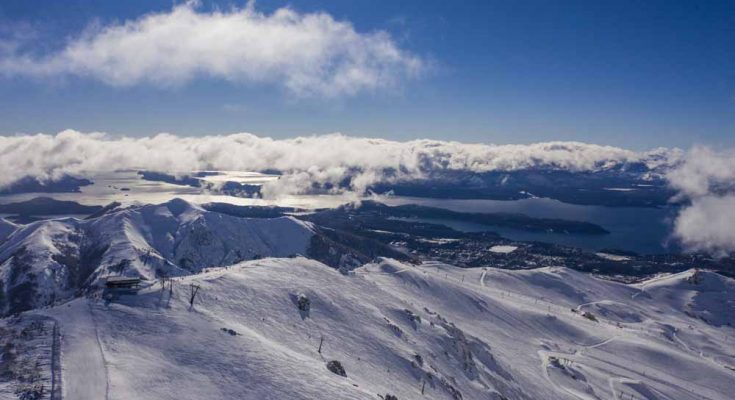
189;284;200;307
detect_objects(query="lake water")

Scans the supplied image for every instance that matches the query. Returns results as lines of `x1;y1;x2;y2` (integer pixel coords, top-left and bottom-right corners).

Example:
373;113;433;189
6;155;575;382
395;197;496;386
379;197;678;254
0;171;679;254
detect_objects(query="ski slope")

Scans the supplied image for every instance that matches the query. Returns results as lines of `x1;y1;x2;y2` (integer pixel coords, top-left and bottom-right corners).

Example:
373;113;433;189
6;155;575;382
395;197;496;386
40;258;735;400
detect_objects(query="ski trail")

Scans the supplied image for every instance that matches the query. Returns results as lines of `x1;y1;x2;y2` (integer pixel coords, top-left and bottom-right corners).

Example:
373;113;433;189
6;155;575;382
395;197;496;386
50;320;62;400
89;302;111;400
576;301;603;311
630;273;673;300
477;268;565;314
55;300;109;400
671;328;734;373
538;350;599;400
608;377;639;400
354;268;409;276
583;335;618;350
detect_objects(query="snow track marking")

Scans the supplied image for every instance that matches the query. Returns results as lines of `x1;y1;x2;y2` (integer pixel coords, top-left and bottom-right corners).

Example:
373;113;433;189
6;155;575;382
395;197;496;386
538;350;600;400
88;302;111;400
50;320;62;400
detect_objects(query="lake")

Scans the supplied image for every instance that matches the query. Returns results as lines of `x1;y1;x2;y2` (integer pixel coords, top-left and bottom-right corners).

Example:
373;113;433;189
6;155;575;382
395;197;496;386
379;197;679;254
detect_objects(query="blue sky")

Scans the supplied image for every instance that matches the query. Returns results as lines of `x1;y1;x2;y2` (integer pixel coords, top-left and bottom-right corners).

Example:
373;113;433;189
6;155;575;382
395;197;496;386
0;0;734;149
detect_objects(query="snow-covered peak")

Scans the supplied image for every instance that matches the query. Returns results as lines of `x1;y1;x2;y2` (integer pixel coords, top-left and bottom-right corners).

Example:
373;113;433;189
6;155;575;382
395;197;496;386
636;269;731;291
145;197;205;222
633;269;735;327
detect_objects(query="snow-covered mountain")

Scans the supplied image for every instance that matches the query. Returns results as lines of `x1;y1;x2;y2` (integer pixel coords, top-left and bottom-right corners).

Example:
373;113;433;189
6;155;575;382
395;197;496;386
1;197;733;399
5;258;729;400
0;199;387;315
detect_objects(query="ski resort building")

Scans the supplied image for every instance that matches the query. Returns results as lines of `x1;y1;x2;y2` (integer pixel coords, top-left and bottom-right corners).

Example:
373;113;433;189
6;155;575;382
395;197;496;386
104;276;142;290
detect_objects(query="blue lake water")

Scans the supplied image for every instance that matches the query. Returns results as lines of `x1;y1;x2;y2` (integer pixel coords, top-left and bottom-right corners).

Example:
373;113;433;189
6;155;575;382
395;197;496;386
380;197;679;255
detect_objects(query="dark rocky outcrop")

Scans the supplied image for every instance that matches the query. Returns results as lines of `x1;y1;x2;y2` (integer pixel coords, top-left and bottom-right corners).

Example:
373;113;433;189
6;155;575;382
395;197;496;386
326;360;346;377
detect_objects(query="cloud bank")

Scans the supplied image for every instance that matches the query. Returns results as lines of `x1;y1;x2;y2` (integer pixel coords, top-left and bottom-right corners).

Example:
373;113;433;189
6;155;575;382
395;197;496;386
0;130;676;197
4;129;734;255
0;2;423;96
668;146;735;255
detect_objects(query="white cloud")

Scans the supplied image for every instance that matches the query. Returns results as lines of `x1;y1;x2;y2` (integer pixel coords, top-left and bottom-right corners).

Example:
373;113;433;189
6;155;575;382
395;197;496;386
667;146;735;198
0;129;678;198
668;146;735;255
673;195;735;256
0;2;423;96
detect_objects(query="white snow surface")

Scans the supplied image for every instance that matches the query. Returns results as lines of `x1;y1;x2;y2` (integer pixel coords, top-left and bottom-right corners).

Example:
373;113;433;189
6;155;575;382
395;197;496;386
37;258;735;400
0;199;315;313
83;198;314;280
489;245;518;254
595;252;632;262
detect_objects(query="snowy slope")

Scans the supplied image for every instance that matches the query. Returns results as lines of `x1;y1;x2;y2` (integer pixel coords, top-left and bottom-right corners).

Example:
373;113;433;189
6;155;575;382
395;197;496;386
0;218;83;313
0;218;17;242
0;199;316;315
83;198;315;280
39;258;735;400
631;269;735;326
